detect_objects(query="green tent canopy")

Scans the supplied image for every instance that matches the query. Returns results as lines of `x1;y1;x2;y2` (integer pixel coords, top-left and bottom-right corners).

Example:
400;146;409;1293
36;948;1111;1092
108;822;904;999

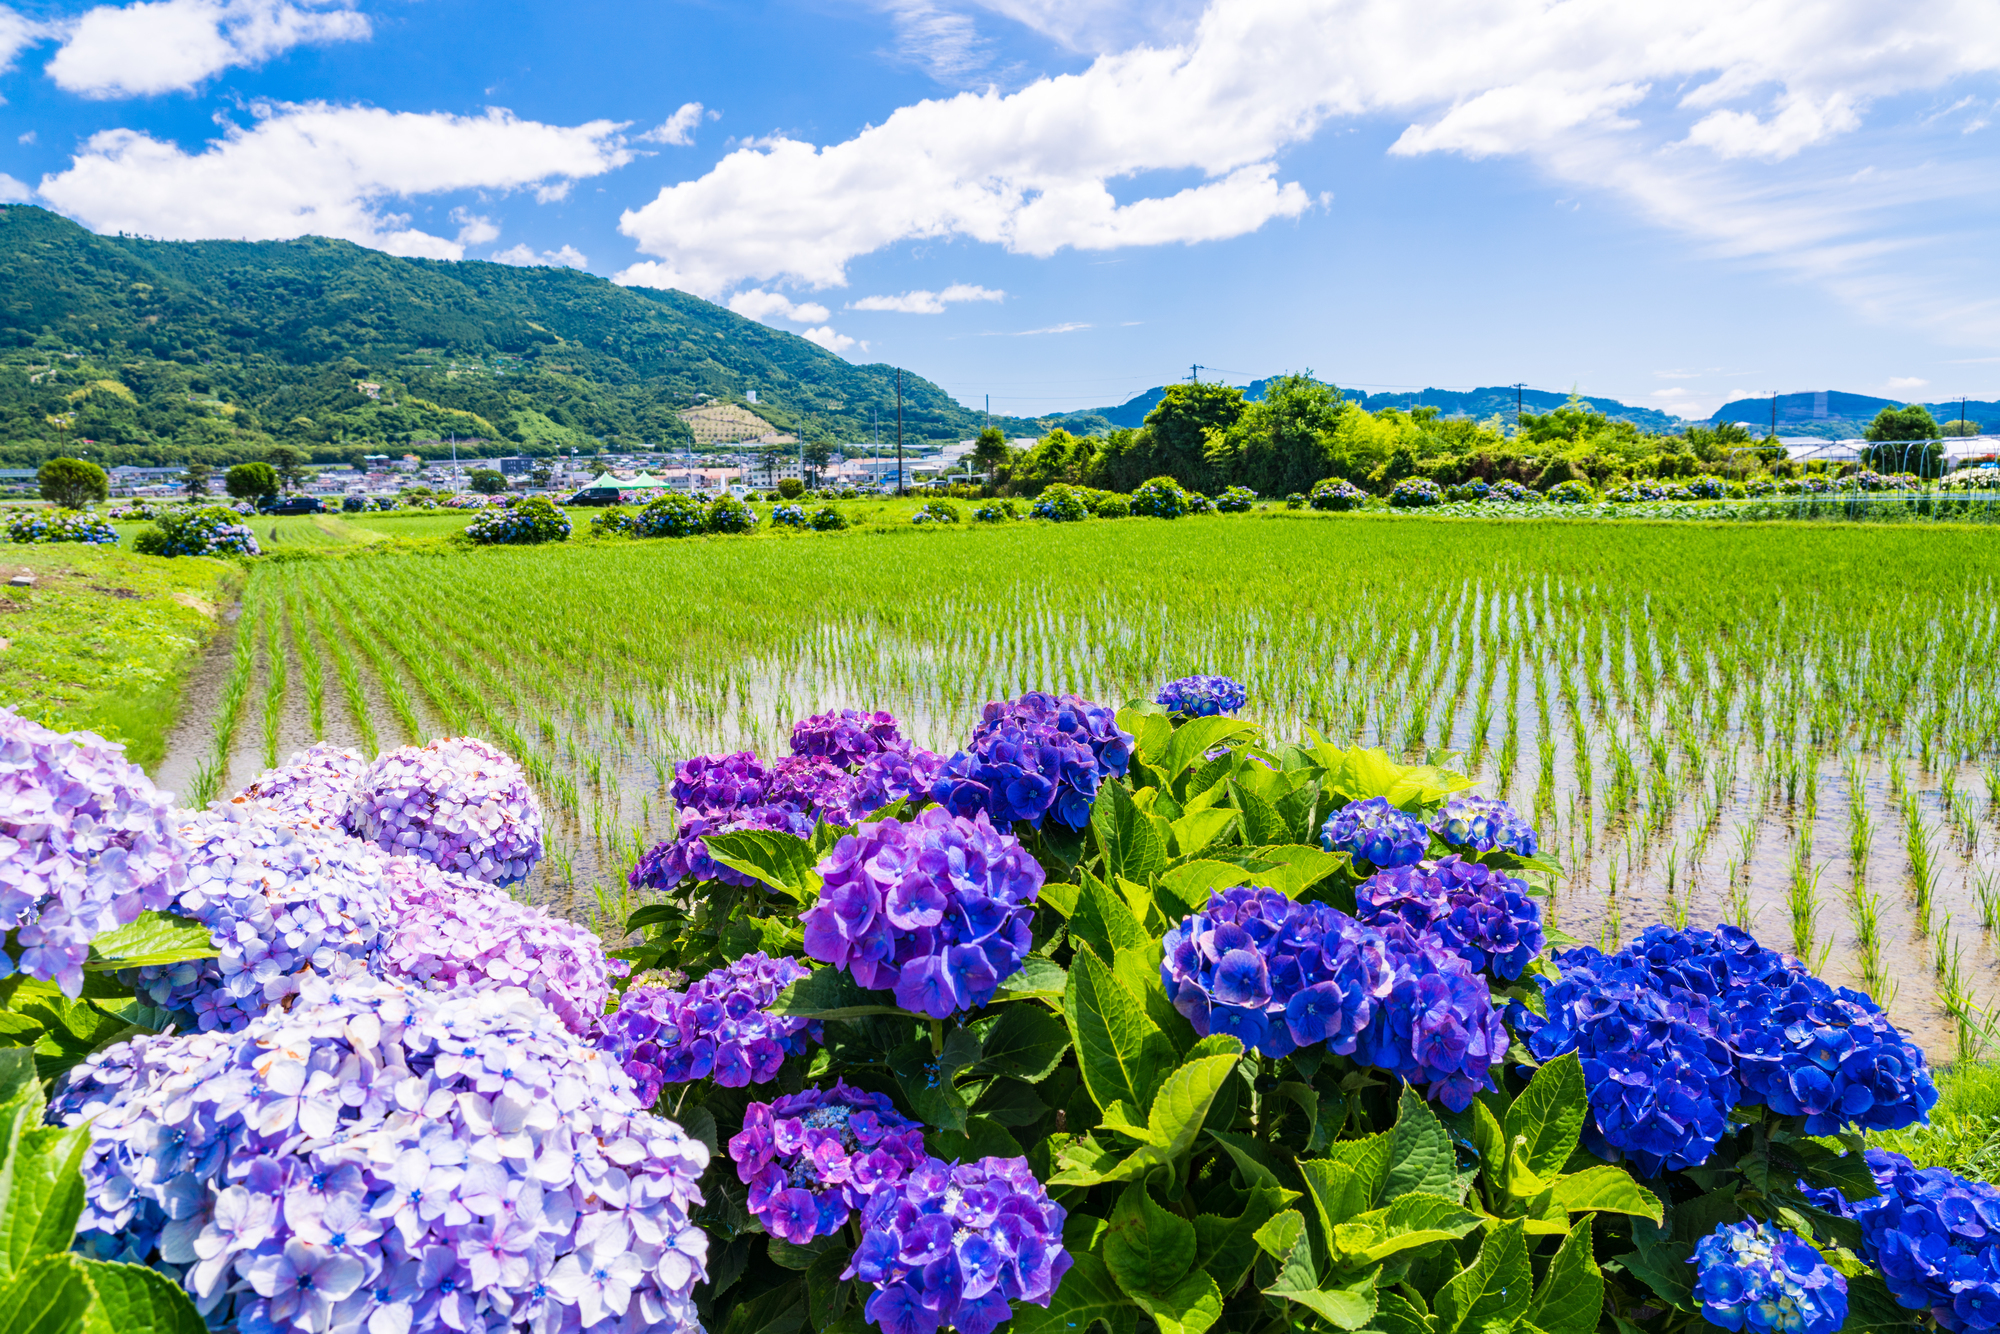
585;472;667;490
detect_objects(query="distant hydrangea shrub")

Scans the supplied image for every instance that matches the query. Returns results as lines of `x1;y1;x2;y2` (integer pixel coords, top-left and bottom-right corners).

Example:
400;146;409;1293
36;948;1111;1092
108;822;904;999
809;504;850;530
1285;492;1306;508
1185;490;1215;514
1215;485;1256;512
633;493;707;537
225;742;366;828
589;506;635;536
1489;479;1538;503
771;503;808;527
1310;478;1368;511
0;708;184;995
344;736;546;885
6;508;118;545
1685;475;1730;499
1389;477;1444;508
912;501;961;524
1546;479;1595;504
1031;484;1091;522
1090;492;1132;518
340;495;366;512
1155;674;1247;717
466;494;569;544
134;505;262;557
1444;479;1492;504
1129;476;1189;518
57;974;712;1334
971;500;1017;522
707;495;759;533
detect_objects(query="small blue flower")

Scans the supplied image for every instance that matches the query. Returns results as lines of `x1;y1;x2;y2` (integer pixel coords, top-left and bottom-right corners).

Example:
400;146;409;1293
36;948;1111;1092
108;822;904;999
1154;674;1248;717
1692;1220;1847;1334
1320;796;1429;869
1434;794;1537;856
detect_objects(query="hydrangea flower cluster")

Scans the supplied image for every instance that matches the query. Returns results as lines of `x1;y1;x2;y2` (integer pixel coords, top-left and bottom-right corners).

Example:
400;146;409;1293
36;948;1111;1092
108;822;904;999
846;1155;1070;1334
629;805;816;892
5;509;119;544
1354;854;1545;979
790;708;907;766
123;808;394;1031
801;807;1042;1018
345;737;545;885
1814;1150;2000;1331
603;952;818;1104
766;754;868;825
771;504;808;527
1154;674;1248;717
1320;796;1430;870
1691;1220;1848;1334
853;746;946;815
1512;938;1740;1174
1350;922;1510;1112
670;750;769;811
1434;794;1538;856
56;974;710;1334
729;1081;929;1245
226;742;366;828
376;857;625;1038
930;692;1132;830
142;505;262;557
464;496;570;544
1;708;184;994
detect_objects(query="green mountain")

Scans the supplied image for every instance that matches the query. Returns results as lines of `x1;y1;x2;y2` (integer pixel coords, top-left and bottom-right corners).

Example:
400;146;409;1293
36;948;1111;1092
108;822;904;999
1709;391;2000;439
0;205;1035;468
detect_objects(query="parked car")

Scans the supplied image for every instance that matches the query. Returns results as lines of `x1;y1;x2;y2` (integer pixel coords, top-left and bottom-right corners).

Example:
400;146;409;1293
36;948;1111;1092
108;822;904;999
260;496;324;515
565;487;624;507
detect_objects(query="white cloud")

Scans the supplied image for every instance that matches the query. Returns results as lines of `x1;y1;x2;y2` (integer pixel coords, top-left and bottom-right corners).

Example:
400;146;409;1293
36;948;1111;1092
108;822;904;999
617;0;2000;340
1887;376;1930;391
0;6;48;75
849;283;1006;312
0;173;30;202
452;208;499;246
491;242;587;268
800;325;860;354
884;0;988;81
727;288;832;324
985;321;1089;335
46;0;369;99
38;102;633;258
639;101;705;146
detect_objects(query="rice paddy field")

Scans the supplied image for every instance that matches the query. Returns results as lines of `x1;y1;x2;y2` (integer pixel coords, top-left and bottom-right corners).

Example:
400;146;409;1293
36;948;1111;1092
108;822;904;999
153;510;2000;1058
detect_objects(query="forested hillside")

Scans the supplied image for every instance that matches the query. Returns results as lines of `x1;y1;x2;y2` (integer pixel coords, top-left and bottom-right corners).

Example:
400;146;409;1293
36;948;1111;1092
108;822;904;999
0;206;1031;467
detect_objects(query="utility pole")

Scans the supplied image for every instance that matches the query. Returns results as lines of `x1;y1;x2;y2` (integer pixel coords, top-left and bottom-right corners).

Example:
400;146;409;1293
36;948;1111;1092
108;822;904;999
1190;364;1203;383
895;369;905;496
985;394;989;433
1962;397;1970;435
1512;383;1525;430
1770;392;1778;439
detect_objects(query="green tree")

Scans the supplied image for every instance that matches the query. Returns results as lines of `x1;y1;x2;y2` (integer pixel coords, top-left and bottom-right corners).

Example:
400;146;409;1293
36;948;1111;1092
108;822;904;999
1865;403;1941;441
972;426;1010;480
267;445;308;493
226;460;279;500
37;456;109;509
1140;381;1246;492
181;460;212;498
1205;374;1345;496
1943;418;1985;437
1013;428;1091;492
803;438;834;481
468;468;506;494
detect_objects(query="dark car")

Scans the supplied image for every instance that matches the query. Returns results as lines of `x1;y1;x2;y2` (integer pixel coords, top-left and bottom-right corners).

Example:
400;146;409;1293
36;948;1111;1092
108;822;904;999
261;496;324;515
565;487;623;507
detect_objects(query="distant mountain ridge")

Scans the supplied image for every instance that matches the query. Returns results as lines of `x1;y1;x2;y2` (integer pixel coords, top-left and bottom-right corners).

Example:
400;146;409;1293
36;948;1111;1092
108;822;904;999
1710;390;1999;440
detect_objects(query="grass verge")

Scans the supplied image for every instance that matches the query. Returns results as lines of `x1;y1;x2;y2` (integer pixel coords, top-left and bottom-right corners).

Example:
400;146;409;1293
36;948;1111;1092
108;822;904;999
1874;1062;2000;1181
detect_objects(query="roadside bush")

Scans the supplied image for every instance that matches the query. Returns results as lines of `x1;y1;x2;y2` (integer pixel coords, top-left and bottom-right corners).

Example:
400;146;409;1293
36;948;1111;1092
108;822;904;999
839;487;861;499
1444;479;1492;504
1310;477;1367;511
1285;492;1305;509
589;506;635;537
809;505;849;531
1090;492;1131;518
133;505;262;557
971;500;1017;522
633;494;706;538
1685;475;1729;500
466;495;570;545
912;500;962;524
771;504;808;527
1185;490;1214;513
1128;476;1189;519
777;478;805;500
1390;477;1444;507
6;508;118;546
373;496;399;511
1547;479;1595;504
1490;479;1539;503
1215;485;1256;512
341;495;366;512
1031;484;1091;522
706;495;759;534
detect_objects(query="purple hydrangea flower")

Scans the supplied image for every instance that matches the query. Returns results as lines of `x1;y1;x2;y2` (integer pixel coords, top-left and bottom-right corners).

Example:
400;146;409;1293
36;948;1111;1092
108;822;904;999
845;1155;1069;1334
1349;922;1510;1112
1161;887;1388;1060
1691;1219;1847;1334
55;972;710;1334
377;856;626;1038
800;808;1042;1018
602;952;818;1104
1354;854;1546;979
226;743;366;829
1155;675;1248;717
1815;1151;2000;1331
789;709;907;767
344;737;545;886
728;1080;928;1245
629;805;817;892
930;692;1132;830
0;707;185;995
123;808;394;1031
1434;794;1538;857
852;747;946;816
766;754;867;825
669;751;769;812
1319;796;1430;870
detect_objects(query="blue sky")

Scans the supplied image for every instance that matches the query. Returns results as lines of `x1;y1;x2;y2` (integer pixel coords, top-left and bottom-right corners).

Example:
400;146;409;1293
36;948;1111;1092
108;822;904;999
2;0;1997;419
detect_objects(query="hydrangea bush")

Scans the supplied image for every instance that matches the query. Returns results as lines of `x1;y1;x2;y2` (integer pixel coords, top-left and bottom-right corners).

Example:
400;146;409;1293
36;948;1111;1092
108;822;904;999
1389;476;1444;507
133;505;263;557
6;508;118;545
464;495;570;544
1128;476;1189;518
634;493;707;538
345;737;546;885
1310;476;1368;510
1155;673;1246;717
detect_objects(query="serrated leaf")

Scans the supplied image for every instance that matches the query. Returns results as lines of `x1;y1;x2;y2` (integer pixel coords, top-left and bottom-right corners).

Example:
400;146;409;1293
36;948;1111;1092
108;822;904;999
1301;1132;1391;1239
0;1253;93;1334
1527;1217;1601;1334
1229;782;1288;848
1254;1209;1305;1259
765;968;907;1021
701;829;821;900
0;1124;89;1275
1265;1240;1378;1330
976;1004;1071;1082
1504;1053;1586;1195
1145;1270;1222;1334
1106;1183;1196;1302
1384;1085;1460;1201
990;955;1066;1003
1092;783;1170;888
1008;1251;1139;1334
1064;947;1177;1116
1072;870;1151;963
82;912;216;971
923;1117;1023;1163
1549;1165;1662;1221
1340;1193;1484;1265
1156;860;1252;916
1375;1290;1437;1334
1168;809;1239;861
1110;940;1189;1056
1159;717;1259;783
1238;844;1349;898
1209;1129;1295;1194
1434;1218;1531;1334
1194;1180;1295;1294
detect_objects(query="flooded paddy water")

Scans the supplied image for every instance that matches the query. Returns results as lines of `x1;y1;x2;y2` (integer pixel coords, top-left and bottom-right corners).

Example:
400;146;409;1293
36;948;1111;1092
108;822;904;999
153;513;2000;1058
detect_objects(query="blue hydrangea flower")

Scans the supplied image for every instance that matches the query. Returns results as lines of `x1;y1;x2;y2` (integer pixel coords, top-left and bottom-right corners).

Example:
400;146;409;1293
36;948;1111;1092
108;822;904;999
1814;1151;2000;1331
1692;1220;1847;1334
1434;794;1538;857
1155;675;1248;717
845;1155;1069;1334
1352;921;1510;1112
930;692;1132;830
1320;796;1431;870
1355;854;1545;979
